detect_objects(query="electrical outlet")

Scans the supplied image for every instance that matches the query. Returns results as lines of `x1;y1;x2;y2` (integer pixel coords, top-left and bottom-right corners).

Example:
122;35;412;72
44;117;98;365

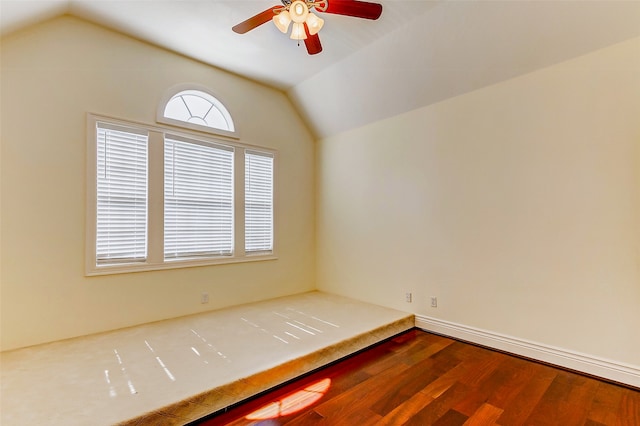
430;296;437;308
405;292;412;303
201;292;209;304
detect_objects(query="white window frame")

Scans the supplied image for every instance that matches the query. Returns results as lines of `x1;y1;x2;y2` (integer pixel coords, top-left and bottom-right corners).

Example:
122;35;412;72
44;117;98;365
86;113;277;276
156;84;239;140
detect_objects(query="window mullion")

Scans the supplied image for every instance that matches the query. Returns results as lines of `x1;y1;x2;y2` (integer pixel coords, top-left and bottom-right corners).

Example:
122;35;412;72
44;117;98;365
147;131;165;264
235;149;246;258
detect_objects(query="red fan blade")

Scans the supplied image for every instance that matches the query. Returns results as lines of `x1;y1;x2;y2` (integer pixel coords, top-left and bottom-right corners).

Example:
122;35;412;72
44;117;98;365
319;0;382;20
232;6;281;34
304;23;323;55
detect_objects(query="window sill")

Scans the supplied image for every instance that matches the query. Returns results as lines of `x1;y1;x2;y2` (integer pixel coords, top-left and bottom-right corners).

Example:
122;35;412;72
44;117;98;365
86;254;277;276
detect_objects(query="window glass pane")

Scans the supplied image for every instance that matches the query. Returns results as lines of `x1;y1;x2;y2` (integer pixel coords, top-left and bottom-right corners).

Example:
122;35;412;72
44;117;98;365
164;99;191;123
245;151;274;254
181;95;212;119
96;125;148;264
164;138;234;259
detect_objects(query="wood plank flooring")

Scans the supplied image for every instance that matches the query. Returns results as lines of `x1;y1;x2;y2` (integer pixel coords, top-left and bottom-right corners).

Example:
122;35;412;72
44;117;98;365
192;329;640;425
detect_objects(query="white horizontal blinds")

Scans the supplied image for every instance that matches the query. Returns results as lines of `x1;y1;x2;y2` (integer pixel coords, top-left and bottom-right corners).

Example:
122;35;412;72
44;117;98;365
164;137;234;259
245;150;274;254
96;124;148;265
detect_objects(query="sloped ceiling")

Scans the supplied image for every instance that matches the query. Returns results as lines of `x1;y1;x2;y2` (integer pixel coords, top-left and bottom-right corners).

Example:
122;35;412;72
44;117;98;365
2;0;639;139
292;0;640;138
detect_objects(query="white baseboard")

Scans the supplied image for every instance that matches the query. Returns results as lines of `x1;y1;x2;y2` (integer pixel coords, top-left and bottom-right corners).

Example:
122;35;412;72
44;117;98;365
415;315;640;388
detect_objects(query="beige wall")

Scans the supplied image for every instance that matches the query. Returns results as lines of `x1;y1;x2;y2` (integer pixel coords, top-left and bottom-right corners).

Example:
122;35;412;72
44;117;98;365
317;37;640;365
0;16;316;351
2;13;638;372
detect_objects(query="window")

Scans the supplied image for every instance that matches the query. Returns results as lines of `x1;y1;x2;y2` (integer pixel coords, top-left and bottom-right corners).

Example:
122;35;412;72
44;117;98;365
157;86;236;138
86;114;275;275
245;151;274;254
164;137;234;260
96;124;148;265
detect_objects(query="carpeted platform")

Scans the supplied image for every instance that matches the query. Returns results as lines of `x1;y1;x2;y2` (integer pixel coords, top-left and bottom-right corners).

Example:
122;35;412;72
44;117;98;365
1;291;414;425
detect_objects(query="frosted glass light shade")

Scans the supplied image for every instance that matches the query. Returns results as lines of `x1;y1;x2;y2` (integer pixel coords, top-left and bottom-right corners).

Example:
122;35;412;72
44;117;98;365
289;1;309;23
290;22;307;40
305;12;324;35
272;10;291;33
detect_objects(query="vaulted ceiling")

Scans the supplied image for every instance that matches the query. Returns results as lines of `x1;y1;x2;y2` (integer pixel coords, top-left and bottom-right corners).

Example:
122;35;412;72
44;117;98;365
2;0;639;139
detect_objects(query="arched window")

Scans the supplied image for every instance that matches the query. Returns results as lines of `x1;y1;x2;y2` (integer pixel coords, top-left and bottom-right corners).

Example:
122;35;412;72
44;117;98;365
158;86;236;137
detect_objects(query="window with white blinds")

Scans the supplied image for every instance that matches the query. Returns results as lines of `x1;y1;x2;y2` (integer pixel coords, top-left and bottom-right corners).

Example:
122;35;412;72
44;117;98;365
96;124;148;265
164;138;234;259
245;151;274;254
87;113;276;275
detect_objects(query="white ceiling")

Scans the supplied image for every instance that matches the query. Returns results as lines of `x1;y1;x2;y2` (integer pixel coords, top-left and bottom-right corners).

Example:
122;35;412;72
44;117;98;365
2;0;640;138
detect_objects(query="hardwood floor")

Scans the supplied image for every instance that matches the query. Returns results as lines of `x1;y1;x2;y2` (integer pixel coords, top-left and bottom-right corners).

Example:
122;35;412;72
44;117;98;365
192;329;640;425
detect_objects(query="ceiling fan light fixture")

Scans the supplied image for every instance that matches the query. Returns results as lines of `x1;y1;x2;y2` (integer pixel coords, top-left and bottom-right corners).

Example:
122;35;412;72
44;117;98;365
232;0;383;55
290;22;307;40
289;0;309;23
305;12;324;35
272;10;292;33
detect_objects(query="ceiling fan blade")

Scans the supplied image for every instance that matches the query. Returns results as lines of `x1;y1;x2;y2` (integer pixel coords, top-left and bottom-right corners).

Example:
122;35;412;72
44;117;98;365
232;6;281;34
319;0;382;20
304;23;323;55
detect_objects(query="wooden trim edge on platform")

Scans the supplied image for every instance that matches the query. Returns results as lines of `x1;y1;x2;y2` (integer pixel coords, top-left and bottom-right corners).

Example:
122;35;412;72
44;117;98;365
415;315;640;388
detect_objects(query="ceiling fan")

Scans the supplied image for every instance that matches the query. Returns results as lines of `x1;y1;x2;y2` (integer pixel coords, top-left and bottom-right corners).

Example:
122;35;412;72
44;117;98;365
232;0;383;55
